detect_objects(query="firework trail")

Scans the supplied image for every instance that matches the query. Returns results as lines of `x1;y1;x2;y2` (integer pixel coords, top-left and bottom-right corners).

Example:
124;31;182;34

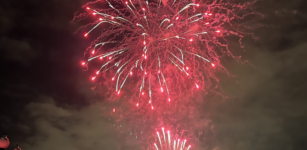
77;0;255;112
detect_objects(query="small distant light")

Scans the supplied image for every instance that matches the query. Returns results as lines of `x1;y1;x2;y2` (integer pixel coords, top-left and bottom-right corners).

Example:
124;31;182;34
113;108;115;112
136;23;139;26
168;98;170;102
196;84;199;88
142;92;145;95
109;56;112;60
117;91;120;95
196;4;200;7
209;13;212;16
158;70;160;73
151;106;154;109
92;50;95;54
189;39;193;42
99;18;103;21
206;22;210;25
211;63;215;67
136;103;139;106
111;16;114;19
96;71;99;75
125;1;128;4
92;12;97;15
160;87;163;92
112;77;115;81
142;8;145;11
216;30;220;33
100;56;103;60
149;100;151;103
205;13;208;15
145;71;147;75
86;7;90;10
143;41;146;45
81;62;86;66
92;77;96;80
176;17;179;20
144;55;147;59
186;73;189;76
130;71;133;75
84;33;88;37
162;127;164;130
186;67;189;70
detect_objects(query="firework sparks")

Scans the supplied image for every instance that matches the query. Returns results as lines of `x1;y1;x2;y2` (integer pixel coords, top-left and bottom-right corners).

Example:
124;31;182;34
78;0;251;110
152;127;191;150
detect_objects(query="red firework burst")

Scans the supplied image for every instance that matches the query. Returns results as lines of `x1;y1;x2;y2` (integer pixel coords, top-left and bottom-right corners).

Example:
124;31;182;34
77;0;252;111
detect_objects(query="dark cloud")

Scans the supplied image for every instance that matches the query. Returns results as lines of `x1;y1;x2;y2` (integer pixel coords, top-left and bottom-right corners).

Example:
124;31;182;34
0;37;37;64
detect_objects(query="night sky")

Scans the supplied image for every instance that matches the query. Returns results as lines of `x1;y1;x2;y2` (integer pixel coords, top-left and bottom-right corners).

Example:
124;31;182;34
1;0;307;150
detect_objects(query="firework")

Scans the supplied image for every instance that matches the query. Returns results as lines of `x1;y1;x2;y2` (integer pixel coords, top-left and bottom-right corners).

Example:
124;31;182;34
78;0;250;110
152;127;191;150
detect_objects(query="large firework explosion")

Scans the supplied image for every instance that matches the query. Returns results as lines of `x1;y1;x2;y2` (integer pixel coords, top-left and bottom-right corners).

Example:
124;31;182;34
76;0;257;146
77;0;253;110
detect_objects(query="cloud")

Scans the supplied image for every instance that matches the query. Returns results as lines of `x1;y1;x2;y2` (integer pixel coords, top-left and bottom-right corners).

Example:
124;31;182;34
212;40;307;150
5;96;141;150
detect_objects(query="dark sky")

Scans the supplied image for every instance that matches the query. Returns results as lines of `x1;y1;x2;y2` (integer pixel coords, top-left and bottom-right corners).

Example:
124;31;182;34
0;0;307;150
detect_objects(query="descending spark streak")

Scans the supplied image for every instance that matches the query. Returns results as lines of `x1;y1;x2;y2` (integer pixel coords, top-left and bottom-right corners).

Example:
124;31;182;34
160;18;170;27
157;132;162;148
174;3;196;17
129;0;136;10
166;23;174;30
168;131;171;148
162;127;166;144
173;140;176;150
154;143;159;150
187;145;191;150
80;0;249;111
